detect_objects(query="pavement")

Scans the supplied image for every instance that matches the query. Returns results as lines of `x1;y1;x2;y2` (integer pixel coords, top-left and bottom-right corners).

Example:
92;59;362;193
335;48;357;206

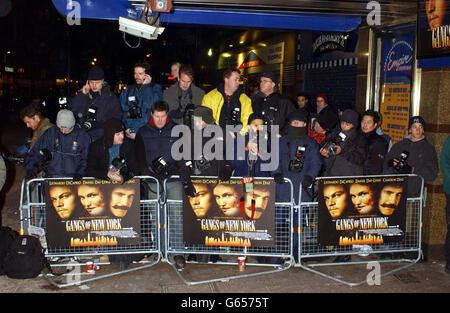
0;112;449;302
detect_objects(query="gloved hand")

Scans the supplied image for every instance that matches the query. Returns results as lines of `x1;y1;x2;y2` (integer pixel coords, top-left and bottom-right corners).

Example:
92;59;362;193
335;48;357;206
273;173;284;184
183;179;196;198
73;173;83;181
302;175;314;188
26;169;37;180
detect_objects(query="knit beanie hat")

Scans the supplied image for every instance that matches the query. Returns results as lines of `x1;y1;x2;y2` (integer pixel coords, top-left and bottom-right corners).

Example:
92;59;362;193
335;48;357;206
316;109;338;131
316;93;328;104
340;109;360;127
409;116;425;130
288;109;308;124
56;109;76;129
88;66;105;81
260;72;278;84
193;106;214;125
248;113;264;125
103;118;124;148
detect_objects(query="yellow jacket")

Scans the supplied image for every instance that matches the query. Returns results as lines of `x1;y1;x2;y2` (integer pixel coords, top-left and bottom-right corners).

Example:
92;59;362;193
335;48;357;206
201;87;252;134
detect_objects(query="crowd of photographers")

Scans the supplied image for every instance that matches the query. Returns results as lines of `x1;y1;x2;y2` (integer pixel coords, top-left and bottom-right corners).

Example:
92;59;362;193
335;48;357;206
3;60;447;270
12;62;440;200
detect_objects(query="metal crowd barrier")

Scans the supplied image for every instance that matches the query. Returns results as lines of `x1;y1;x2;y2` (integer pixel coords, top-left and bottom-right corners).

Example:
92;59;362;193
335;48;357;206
20;176;161;288
296;174;424;287
164;176;295;285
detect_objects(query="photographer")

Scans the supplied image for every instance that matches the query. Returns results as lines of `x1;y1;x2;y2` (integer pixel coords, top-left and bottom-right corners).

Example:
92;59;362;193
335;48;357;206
163;64;205;127
274;109;322;204
320;109;367;177
25;109;91;179
201;68;253;134
70;66;122;142
20;103;54;151
251;72;296;137
384;116;438;195
120;61;162;139
86;118;138;183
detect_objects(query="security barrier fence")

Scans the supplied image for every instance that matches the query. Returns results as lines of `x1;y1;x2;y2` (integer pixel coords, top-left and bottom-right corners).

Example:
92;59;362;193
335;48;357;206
17;174;424;288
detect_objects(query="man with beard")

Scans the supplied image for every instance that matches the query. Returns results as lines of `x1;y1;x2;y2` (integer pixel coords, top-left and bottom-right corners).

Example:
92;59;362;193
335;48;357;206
120;61;162;139
244;185;271;220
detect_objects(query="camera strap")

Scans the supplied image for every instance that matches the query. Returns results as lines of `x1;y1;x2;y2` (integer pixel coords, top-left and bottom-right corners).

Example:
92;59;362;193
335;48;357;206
240;177;255;221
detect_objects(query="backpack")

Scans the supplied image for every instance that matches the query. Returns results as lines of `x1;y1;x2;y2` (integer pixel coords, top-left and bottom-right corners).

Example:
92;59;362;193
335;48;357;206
2;234;49;279
0;226;18;275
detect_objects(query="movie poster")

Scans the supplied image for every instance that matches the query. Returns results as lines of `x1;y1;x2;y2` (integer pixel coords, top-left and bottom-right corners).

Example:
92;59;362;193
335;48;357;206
317;176;408;246
45;178;141;248
417;0;450;59
183;177;275;248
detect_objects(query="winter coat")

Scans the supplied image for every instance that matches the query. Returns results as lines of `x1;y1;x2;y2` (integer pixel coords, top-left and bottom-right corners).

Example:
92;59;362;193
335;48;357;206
135;117;180;176
70;84;122;142
274;135;322;204
30;117;54;149
251;92;296;136
120;83;162;133
384;135;439;195
322;127;367;178
441;135;450;195
363;130;388;175
25;126;91;177
201;84;252;134
163;82;205;125
86;136;139;181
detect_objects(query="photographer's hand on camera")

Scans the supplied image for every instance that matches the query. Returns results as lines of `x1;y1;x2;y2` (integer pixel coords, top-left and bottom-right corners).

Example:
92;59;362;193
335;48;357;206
107;169;124;183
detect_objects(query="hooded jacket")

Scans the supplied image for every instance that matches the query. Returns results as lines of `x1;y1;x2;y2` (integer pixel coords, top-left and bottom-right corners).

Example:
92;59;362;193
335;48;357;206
70;84;123;142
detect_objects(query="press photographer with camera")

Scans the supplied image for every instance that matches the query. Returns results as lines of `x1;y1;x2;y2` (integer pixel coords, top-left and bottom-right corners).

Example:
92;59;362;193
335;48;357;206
70;66;122;142
20;103;54;152
86;118;138;184
384;116;438;195
320;109;367;177
163;64;205;127
120;61;162;139
251;72;296;137
201;68;253;134
25;109;91;179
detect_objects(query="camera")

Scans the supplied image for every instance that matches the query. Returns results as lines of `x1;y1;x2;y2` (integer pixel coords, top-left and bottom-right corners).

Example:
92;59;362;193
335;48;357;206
194;154;211;172
227;107;241;126
124;97;143;119
289;146;306;172
321;132;346;155
109;156;126;172
393;151;409;173
83;106;98;130
151;156;170;180
183;103;196;127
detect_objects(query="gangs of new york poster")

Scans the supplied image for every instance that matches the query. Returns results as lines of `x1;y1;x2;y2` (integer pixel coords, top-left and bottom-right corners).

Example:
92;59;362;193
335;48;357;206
317;176;408;246
183;177;276;248
45;178;141;248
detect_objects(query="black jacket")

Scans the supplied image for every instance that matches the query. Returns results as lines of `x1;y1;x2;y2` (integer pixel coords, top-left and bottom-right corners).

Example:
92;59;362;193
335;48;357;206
323;127;367;177
251;92;296;136
70;84;123;142
86;136;139;181
363;130;388;175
